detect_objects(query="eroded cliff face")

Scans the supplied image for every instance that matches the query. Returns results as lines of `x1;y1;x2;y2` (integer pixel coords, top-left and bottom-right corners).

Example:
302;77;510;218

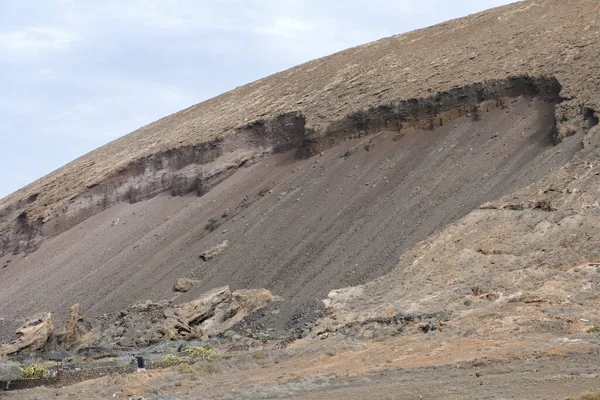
0;74;592;342
3;2;600;396
0;113;307;255
2;0;600;256
317;125;600;347
4;75;594;257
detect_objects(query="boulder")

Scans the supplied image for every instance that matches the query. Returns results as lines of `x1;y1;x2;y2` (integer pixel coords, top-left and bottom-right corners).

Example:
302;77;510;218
0;313;53;357
178;287;279;336
176;286;232;330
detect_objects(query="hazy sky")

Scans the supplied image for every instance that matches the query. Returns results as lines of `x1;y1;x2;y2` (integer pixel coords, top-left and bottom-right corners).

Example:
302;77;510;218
0;0;516;199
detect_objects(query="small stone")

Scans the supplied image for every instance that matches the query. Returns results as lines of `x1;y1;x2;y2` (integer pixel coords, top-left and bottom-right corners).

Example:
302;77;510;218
174;278;196;293
199;240;228;261
117;338;135;348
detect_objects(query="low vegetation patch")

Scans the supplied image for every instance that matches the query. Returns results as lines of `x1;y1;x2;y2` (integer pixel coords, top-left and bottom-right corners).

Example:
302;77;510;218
186;346;215;360
162;354;179;363
19;364;49;380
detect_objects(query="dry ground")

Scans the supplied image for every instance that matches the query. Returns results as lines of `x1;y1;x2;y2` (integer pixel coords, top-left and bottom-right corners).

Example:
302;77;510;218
2;0;600;241
0;96;580;340
4;335;600;399
3;1;600;399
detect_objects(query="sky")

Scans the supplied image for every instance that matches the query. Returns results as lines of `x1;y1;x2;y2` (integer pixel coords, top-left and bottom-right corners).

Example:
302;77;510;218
0;0;517;199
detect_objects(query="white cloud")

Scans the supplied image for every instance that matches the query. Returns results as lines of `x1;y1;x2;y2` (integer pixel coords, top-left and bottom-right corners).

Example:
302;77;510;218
254;16;315;38
0;26;79;57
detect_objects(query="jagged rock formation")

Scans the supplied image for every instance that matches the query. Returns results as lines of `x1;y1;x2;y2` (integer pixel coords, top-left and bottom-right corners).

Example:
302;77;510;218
0;286;278;357
102;286;279;345
54;304;90;350
0;314;53;357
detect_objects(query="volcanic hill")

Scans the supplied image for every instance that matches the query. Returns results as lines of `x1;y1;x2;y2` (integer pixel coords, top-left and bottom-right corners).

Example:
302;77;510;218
3;1;600;398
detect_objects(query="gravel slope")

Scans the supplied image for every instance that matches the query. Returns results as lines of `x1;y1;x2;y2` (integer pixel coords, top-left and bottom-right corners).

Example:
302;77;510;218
0;96;582;340
2;0;600;243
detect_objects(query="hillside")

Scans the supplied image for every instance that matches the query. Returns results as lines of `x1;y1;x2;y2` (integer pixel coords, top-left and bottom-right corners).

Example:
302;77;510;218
1;0;599;255
3;1;600;398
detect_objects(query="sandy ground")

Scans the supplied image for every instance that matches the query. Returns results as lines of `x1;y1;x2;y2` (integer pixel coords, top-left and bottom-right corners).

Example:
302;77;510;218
3;335;600;399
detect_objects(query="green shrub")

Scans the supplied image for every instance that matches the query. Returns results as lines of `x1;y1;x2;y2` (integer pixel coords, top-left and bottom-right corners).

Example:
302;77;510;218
162;354;179;363
20;364;49;379
185;346;214;359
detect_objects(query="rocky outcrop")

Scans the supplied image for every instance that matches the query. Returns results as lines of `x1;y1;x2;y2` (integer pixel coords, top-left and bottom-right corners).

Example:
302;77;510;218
54;304;90;350
0;314;53;357
297;76;563;157
91;286;280;348
0;287;279;357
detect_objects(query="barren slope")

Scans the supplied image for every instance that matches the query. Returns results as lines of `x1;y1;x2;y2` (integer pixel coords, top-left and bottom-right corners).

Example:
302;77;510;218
0;91;583;340
4;1;600;398
2;0;600;255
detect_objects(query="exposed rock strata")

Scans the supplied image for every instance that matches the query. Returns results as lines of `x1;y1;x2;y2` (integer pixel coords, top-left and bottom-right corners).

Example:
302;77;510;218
0;314;53;357
1;76;581;256
4;0;600;258
0;92;585;341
